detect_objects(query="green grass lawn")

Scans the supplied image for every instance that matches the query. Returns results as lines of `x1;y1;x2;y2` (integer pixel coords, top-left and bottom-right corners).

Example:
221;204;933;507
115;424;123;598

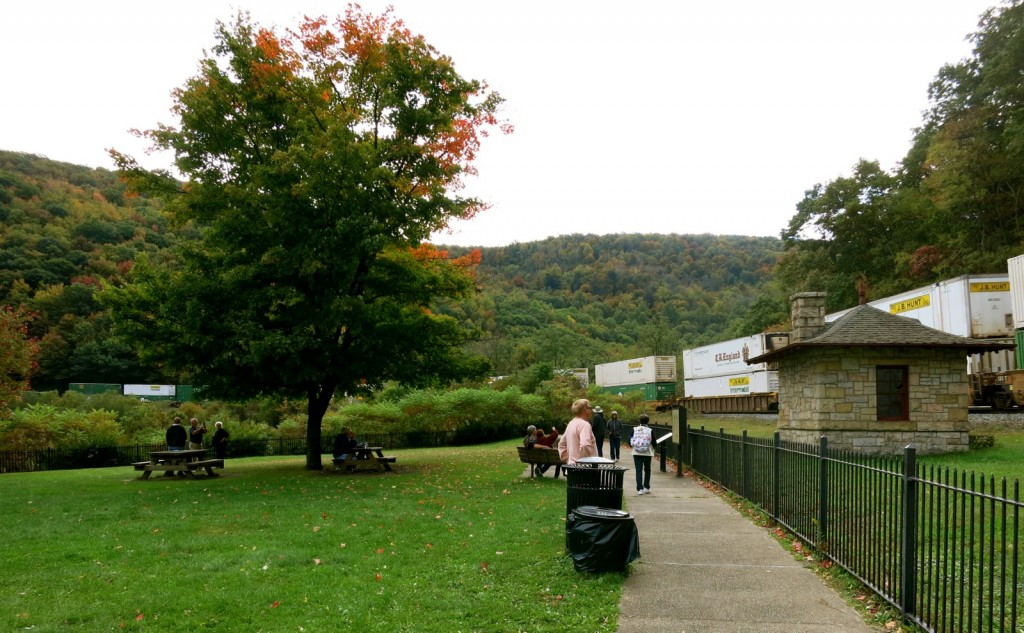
1;443;622;633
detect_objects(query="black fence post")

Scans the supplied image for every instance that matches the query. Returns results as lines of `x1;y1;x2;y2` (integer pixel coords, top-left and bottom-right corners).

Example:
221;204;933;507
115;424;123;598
676;408;687;477
818;435;828;548
772;431;781;519
659;433;667;472
901;444;918;620
741;430;749;499
718;428;726;483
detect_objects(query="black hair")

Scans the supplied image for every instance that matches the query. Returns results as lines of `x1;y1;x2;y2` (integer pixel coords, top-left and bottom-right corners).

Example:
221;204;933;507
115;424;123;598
638;414;649;425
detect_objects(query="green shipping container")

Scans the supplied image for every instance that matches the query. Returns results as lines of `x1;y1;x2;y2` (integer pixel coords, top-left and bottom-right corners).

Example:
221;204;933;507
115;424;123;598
598;382;676;401
1017;329;1024;369
66;383;122;395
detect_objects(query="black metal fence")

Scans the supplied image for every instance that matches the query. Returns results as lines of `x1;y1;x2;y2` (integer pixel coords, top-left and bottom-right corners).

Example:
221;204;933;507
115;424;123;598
670;425;1022;633
0;430;465;473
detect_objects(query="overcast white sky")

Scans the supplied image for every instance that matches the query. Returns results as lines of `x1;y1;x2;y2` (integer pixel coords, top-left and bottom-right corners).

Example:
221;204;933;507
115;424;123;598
1;0;997;247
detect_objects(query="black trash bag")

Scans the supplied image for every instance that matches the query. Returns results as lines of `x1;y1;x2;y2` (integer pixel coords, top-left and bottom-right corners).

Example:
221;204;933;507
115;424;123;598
566;506;640;573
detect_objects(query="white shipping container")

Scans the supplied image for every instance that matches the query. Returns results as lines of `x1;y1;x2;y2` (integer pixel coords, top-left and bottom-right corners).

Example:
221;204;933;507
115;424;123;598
825;273;1012;338
1009;254;1024;330
595;355;676;388
682;333;789;380
123;384;177;397
684;370;778;398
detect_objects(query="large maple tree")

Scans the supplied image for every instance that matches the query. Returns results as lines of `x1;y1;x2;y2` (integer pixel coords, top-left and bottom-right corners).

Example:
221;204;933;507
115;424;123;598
105;6;509;468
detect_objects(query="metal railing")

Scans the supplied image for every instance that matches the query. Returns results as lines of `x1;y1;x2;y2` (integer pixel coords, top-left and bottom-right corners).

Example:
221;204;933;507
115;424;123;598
668;425;1021;633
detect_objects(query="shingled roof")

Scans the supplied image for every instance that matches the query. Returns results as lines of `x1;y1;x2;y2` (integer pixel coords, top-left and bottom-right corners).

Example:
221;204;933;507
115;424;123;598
746;304;1015;364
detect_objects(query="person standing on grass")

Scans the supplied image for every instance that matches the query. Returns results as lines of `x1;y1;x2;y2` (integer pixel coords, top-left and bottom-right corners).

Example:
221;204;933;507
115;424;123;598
166;417;187;451
558;399;597;465
212;421;229;460
606;410;622;461
188;417;207;449
630;414;655;495
590;405;607;457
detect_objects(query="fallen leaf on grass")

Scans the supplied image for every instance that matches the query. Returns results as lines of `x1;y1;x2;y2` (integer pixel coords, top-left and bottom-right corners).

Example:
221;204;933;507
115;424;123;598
271;601;280;608
136;611;144;621
313;558;321;565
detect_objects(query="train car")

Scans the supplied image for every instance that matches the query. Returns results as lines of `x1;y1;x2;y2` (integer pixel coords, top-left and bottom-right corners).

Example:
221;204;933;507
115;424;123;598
66;383;122;396
826;272;1017;407
680;333;789;413
66;383;195;402
999;254;1024;401
595;355;677;403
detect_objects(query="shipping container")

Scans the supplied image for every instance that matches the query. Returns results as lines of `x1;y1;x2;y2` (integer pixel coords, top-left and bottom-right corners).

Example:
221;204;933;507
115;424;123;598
680;370;779;413
123;384;178;400
682;333;789;380
597;381;677;401
825;273;1013;338
595;356;676;388
683;370;778;398
66;382;122;395
556;368;589;388
1010;254;1024;330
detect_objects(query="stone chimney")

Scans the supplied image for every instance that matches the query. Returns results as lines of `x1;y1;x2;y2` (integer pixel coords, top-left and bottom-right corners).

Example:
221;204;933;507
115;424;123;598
790;292;827;342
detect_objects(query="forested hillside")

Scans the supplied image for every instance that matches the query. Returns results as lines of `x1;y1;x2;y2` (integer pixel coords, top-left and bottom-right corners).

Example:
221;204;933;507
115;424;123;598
0;151;197;391
445;235;783;375
0;149;785;386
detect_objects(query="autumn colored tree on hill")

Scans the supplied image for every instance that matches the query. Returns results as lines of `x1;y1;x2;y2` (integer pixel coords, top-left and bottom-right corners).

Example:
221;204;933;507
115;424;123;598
105;6;508;468
0;306;37;419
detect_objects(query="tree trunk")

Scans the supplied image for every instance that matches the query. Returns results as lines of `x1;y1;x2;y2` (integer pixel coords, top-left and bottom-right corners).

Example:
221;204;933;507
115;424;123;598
305;382;336;470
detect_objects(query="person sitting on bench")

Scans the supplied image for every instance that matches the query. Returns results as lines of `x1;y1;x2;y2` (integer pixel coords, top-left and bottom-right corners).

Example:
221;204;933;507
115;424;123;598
333;427;359;470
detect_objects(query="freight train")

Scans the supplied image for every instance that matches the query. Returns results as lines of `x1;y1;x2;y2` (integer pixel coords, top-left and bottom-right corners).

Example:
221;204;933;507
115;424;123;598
680;333;790;413
66;383;195;402
678;271;1023;413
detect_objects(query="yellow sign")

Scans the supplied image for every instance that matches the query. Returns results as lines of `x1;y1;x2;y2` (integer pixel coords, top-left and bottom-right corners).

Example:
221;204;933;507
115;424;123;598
728;376;750;387
890;294;930;314
969;282;1010;293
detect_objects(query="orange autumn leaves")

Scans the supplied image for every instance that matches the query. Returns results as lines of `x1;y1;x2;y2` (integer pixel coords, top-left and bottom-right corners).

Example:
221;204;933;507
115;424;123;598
244;4;510;219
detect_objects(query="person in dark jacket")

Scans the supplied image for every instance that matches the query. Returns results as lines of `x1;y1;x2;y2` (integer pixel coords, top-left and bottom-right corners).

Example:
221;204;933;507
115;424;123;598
606;410;623;460
211;421;229;460
590;406;607;457
165;417;187;451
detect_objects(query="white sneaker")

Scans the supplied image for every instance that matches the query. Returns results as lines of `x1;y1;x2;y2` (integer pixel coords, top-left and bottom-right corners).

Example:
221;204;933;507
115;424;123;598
636;489;645;496
643;487;651;494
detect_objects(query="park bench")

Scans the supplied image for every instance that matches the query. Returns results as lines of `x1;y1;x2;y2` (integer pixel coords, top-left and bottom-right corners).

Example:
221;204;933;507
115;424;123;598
331;446;395;473
516;446;565;478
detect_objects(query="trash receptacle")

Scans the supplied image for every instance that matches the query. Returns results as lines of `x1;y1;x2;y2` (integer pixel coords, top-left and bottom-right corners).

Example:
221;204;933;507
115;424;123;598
566;505;640;573
565;457;627;517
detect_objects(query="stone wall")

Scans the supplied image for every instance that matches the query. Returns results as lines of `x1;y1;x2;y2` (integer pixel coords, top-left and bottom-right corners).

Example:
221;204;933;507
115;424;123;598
776;347;970;455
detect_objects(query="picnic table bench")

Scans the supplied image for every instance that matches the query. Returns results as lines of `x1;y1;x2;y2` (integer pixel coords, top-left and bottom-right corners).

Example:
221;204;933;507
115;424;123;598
133;449;223;479
331;446;395;473
517;446;565;478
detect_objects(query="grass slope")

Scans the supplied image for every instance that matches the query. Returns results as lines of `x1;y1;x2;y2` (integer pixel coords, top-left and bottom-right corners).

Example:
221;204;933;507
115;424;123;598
1;443;623;633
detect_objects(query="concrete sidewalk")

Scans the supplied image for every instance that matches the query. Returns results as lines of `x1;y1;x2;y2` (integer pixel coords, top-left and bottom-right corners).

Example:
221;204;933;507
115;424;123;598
615;463;876;632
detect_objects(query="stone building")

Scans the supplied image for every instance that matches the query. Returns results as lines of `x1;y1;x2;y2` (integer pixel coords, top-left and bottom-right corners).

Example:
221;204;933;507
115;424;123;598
745;292;1013;455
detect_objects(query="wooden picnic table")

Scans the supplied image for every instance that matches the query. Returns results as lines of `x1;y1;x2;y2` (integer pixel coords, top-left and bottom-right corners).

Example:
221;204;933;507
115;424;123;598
331;446;396;473
133;449;223;479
